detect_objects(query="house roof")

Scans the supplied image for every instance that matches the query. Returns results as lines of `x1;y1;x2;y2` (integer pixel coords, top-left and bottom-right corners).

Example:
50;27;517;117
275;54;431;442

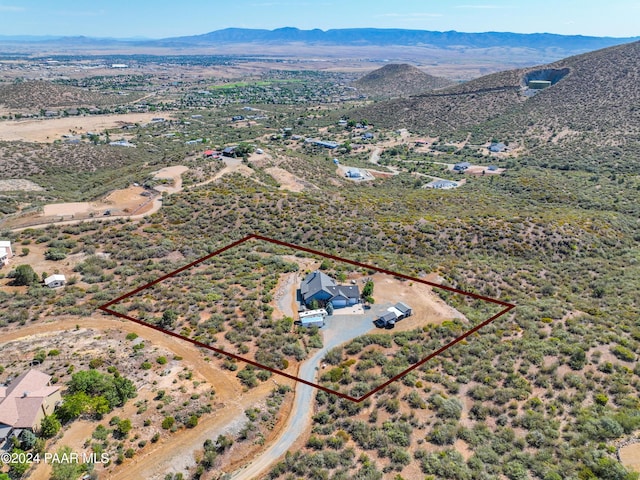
0;370;60;429
380;311;397;322
300;270;336;300
300;271;359;302
395;302;411;314
0;241;10;248
388;306;404;318
327;285;360;300
44;274;66;286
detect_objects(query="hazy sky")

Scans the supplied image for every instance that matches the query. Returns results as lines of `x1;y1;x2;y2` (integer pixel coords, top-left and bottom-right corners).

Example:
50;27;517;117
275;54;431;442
0;0;637;38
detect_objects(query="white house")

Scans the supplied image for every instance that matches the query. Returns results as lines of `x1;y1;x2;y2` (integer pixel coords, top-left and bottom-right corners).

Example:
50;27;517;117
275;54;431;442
44;274;66;288
0;240;12;267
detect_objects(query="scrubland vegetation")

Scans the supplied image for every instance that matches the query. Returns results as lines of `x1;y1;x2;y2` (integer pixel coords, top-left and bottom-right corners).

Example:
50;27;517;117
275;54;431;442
1;42;640;479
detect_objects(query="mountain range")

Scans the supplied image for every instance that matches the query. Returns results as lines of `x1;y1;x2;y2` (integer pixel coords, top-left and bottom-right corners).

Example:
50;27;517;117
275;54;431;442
1;27;637;54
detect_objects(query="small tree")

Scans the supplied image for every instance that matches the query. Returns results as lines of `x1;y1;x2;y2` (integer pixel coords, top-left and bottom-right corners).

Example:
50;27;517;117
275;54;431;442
12;264;38;286
326;302;334;316
160;309;178;328
362;280;374;298
40;414;61;438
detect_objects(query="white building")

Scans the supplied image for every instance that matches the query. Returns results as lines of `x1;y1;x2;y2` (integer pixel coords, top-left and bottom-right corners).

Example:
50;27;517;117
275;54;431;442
44;274;66;288
0;240;12;267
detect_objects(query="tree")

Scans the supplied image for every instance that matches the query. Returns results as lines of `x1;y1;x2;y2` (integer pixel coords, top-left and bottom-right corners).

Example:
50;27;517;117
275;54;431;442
362;280;374;298
235;142;254;158
40;414;61;438
12;264;38;286
216;434;233;452
50;446;84;480
56;392;91;422
19;430;37;450
160;309;178;328
326;302;334;316
115;419;132;438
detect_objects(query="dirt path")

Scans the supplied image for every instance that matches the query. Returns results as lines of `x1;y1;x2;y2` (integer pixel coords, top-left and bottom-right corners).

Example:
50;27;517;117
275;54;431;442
369;147;382;165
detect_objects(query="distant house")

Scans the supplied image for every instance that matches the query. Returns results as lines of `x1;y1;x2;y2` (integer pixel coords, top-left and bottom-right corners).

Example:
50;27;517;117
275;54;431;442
488;142;507;153
426;180;459;190
109;140;136;148
453;162;471;171
185;138;203;145
0;370;62;449
231;115;244;122
150;117;165;123
361;132;374;140
0;240;12;267
415;140;429;146
44;110;58;117
488;165;498;171
305;138;339;149
44;274;66;288
222;146;237;157
300;271;360;309
203;150;216;157
346;169;363;179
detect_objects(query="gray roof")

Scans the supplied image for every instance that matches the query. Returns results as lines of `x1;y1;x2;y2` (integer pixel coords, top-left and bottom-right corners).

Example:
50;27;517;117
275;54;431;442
380;311;397;322
327;285;360;300
300;270;336;301
300;270;359;302
395;302;411;314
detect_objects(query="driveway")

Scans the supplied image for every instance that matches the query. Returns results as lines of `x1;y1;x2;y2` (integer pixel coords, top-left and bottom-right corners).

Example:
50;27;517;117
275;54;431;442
231;304;391;479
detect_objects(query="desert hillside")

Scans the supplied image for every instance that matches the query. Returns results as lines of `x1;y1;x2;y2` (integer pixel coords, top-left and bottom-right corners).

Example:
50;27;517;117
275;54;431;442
353;63;453;98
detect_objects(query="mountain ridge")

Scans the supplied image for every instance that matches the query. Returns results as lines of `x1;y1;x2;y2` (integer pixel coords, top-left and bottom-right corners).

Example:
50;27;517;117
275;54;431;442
1;27;637;52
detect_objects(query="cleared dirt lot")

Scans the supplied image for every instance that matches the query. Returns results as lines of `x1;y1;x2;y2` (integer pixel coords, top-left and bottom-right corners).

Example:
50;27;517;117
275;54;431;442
42;185;155;217
620;443;640;473
0;112;172;142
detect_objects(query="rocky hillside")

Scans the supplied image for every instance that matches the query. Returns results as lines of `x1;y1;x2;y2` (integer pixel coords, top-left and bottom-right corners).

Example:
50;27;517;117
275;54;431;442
353;64;453;98
358;41;640;158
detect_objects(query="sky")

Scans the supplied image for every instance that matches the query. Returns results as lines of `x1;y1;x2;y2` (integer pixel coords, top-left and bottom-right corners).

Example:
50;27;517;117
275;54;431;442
0;0;637;39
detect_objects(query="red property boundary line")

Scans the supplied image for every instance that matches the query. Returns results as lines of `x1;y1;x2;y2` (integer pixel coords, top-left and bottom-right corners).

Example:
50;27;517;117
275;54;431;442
99;234;515;402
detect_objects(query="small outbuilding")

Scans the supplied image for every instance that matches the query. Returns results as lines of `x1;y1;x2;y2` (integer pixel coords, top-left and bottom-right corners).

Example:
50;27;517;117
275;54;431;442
375;311;398;329
0;240;12;267
346;169;363;179
44;274;66;288
488;142;507;153
395;302;412;319
222;146;237;157
426;180;459;190
453;162;471;171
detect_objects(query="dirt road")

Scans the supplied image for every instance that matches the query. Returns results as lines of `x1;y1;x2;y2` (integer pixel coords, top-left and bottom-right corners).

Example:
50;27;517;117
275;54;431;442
7;156;253;232
231;312;378;480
